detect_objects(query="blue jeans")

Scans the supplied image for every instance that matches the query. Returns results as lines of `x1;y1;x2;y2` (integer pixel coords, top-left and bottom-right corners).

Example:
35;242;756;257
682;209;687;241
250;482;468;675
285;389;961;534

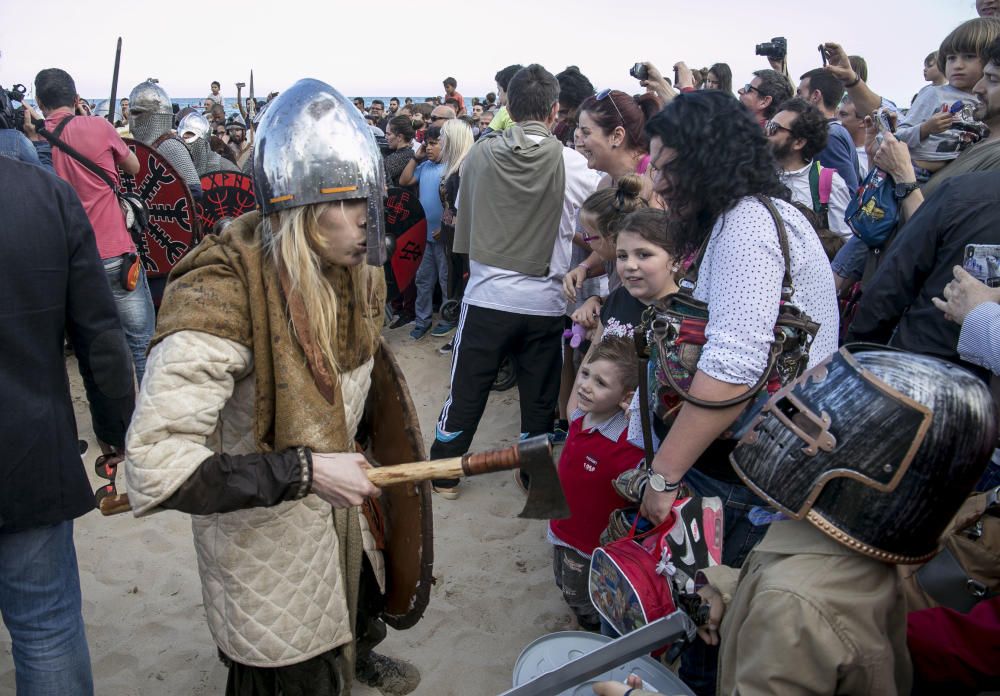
103;256;155;386
0;521;94;695
414;240;449;329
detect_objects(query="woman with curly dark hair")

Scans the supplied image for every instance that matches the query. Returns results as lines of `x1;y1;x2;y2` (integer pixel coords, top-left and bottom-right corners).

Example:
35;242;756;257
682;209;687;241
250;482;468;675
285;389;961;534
638;91;840;566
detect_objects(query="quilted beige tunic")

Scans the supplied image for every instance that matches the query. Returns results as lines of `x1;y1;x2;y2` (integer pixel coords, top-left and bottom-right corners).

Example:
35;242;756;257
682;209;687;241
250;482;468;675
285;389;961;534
125;330;375;667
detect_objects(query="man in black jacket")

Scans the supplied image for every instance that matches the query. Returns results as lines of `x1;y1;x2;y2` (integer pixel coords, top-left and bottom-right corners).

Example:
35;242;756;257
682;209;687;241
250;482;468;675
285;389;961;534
0;156;134;693
847;171;1000;376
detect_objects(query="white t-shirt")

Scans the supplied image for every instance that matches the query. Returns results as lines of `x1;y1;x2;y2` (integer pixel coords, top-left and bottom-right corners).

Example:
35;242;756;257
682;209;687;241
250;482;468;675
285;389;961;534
779;162;853;239
855;146;869;179
463;142;601;316
691;197;840;387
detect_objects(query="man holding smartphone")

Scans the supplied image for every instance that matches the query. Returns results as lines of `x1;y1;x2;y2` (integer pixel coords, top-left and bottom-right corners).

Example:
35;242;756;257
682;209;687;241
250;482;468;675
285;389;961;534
848;169;1000;378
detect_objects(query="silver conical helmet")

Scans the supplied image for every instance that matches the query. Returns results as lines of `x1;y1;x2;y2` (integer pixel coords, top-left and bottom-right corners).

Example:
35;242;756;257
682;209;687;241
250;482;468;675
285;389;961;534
178;111;211;141
128;80;174;145
94;100;122;122
253;78;386;265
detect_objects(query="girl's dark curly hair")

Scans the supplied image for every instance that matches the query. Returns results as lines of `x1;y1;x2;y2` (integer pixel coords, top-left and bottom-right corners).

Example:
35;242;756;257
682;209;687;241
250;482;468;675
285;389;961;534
644;90;788;255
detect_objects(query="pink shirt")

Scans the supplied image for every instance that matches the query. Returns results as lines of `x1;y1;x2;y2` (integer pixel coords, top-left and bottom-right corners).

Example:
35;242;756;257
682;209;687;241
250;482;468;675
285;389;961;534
46;112;133;259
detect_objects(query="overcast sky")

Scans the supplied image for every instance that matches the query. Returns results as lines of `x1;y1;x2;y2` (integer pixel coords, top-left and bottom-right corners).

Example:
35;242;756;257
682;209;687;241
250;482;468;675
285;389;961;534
0;0;981;107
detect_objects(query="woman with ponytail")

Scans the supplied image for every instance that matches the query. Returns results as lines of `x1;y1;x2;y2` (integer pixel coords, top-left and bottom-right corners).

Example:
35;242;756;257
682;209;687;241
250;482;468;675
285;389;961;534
564;90;664;299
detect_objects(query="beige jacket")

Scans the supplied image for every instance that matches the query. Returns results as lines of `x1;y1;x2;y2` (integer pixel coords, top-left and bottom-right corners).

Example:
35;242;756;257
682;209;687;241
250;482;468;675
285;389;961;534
700;519;912;696
125;330;375;668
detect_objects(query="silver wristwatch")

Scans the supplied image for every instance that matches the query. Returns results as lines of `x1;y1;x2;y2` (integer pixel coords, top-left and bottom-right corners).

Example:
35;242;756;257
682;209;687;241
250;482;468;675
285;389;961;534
647;472;681;493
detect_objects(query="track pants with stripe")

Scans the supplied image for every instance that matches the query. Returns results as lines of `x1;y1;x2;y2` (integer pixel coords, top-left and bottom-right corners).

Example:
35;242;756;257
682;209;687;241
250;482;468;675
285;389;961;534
430;303;564;485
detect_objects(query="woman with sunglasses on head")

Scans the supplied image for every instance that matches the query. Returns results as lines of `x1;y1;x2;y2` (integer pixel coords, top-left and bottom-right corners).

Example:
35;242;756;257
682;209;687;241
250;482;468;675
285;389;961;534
574;89;662;194
564;89;663;299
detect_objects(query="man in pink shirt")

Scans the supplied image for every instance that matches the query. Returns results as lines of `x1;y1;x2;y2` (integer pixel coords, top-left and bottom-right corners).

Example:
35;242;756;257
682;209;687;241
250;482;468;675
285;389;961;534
31;68;153;384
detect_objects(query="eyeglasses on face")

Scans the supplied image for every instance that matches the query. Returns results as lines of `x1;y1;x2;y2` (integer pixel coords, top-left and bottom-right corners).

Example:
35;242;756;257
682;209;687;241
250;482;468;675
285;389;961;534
596;88;626;126
763;120;792;137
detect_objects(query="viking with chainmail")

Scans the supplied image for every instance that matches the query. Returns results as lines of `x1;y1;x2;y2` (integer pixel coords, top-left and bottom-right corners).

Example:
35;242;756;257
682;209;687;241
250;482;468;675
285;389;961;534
124;79;423;696
127;79;203;198
178;110;240;175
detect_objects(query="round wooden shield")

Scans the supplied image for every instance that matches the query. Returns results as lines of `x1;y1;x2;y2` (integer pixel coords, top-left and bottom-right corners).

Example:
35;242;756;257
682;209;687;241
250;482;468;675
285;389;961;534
385;187;426;299
117;138;197;280
368;339;433;630
198;170;257;232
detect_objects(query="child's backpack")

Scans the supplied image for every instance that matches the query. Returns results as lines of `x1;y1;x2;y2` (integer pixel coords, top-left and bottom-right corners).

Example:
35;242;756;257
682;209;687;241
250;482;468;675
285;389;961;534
589;496;723;647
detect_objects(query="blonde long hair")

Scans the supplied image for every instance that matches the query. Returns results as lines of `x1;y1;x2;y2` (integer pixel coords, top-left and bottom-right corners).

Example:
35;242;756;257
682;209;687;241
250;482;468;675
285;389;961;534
263;202;380;373
440;119;474;179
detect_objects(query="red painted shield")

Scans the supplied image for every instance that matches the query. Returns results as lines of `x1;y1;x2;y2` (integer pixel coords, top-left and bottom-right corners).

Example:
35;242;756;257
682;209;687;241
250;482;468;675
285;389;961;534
198;170;257;232
117;138;197;280
385;187;426;296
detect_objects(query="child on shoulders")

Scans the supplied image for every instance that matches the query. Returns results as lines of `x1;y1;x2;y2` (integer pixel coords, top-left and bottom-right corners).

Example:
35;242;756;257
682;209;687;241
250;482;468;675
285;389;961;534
895;20;997;178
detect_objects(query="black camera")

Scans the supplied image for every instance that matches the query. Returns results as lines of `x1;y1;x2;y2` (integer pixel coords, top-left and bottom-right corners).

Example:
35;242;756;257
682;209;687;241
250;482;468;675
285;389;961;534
755;37;787;61
629;63;649;81
0;83;27;132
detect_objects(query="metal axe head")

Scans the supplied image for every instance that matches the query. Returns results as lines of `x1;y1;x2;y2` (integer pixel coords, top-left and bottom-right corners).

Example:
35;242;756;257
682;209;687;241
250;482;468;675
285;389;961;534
515;435;570;520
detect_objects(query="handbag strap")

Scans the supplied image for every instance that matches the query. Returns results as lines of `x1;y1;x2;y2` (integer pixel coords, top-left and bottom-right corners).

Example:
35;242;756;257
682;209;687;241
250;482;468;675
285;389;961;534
658;195;795;410
34;114;121;197
676;195;795;302
754;194;796;302
633;322;657;469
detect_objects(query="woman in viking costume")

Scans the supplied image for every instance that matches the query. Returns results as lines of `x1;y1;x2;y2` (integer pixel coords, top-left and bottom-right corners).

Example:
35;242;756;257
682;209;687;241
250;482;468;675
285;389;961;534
124;79;420;695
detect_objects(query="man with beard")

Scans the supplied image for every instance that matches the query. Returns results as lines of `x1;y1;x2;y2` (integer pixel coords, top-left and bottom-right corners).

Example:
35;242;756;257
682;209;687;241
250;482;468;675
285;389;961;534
226;114;252;168
766;98;852;241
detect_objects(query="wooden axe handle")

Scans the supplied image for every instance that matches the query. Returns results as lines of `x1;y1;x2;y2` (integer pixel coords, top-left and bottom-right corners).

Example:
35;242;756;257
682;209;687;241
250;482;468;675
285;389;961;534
98;494;132;516
366;443;523;487
99;442;526;515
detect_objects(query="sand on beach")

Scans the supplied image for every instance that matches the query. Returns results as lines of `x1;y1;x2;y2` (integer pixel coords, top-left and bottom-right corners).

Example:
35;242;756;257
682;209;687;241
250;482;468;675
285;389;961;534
0;325;579;696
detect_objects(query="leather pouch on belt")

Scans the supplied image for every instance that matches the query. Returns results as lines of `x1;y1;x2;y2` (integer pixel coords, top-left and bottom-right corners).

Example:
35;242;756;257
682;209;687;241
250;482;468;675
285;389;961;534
119;252;140;292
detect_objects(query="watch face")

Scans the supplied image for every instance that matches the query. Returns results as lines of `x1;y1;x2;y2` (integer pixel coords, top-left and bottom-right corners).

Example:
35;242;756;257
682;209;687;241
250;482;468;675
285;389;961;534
648;473;666;492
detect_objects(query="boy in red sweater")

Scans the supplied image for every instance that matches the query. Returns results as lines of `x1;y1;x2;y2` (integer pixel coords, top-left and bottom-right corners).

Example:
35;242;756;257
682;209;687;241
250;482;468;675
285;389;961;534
549;336;644;630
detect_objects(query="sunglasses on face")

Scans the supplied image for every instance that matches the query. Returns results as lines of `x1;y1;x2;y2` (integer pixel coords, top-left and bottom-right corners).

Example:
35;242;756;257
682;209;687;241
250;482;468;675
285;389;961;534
596;88;626;126
741;83;760;96
763;120;792;137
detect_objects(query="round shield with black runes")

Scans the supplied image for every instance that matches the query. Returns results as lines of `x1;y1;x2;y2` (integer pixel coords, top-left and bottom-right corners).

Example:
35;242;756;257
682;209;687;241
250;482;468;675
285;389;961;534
117;139;197;282
384;187;426;302
198;170;257;233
